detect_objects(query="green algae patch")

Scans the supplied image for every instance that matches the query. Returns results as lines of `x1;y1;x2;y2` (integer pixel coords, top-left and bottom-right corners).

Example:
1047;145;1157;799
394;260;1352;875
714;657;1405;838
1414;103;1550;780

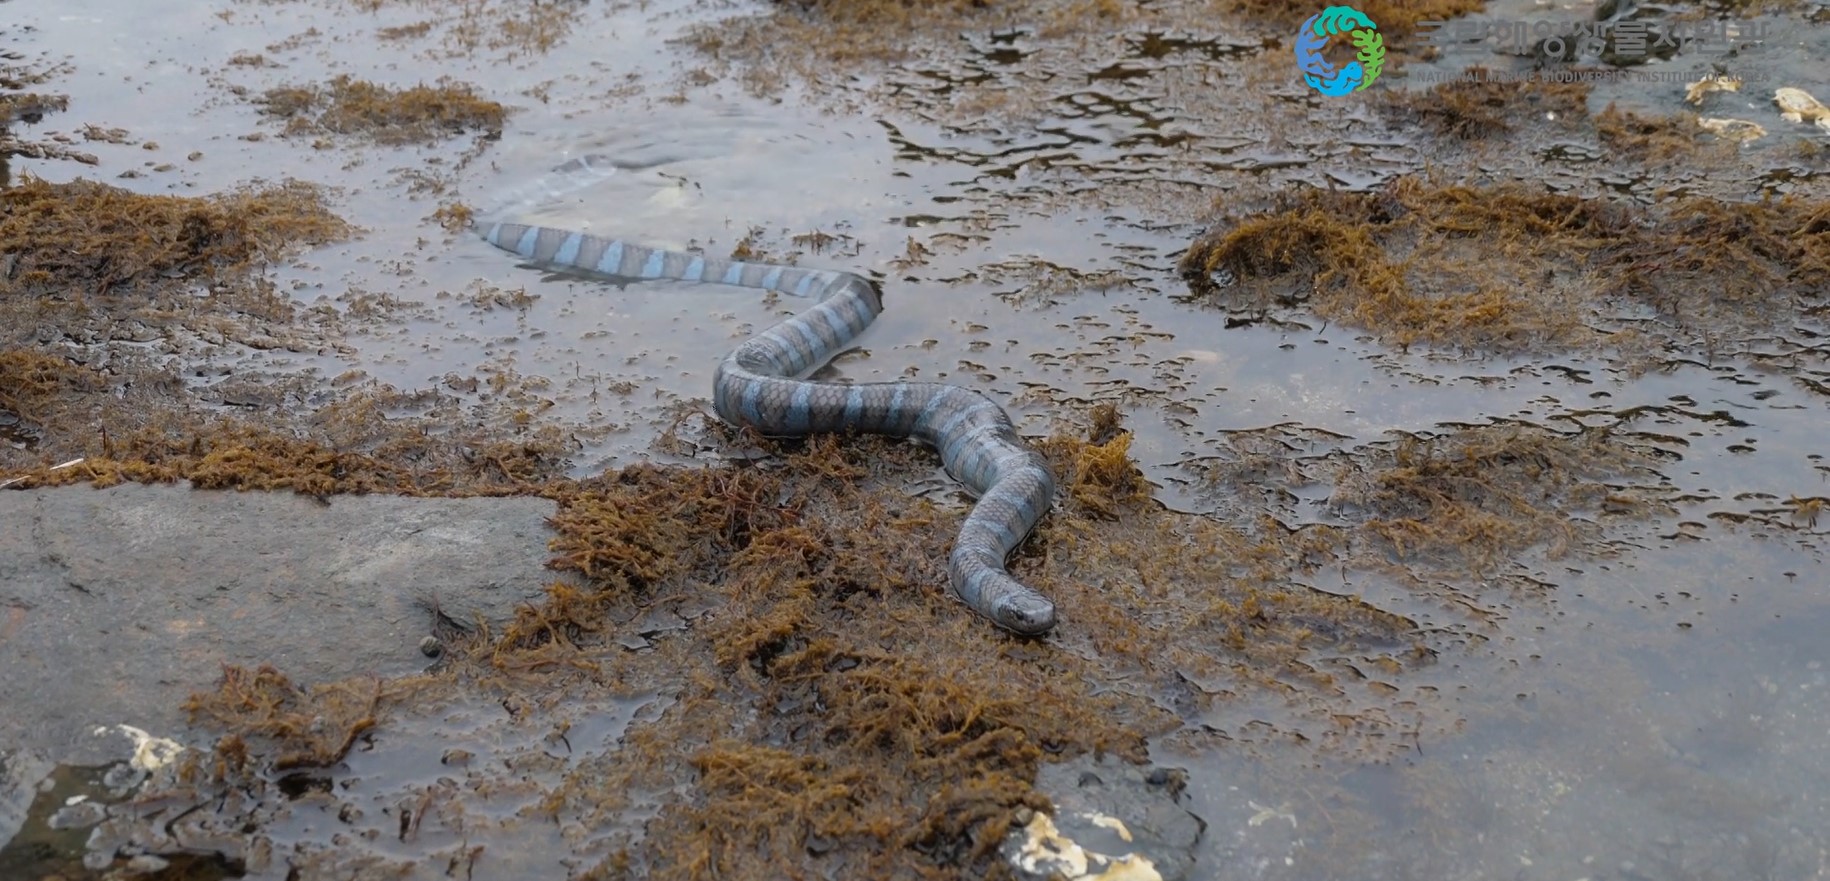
256;75;507;144
1180;176;1830;354
0;176;348;299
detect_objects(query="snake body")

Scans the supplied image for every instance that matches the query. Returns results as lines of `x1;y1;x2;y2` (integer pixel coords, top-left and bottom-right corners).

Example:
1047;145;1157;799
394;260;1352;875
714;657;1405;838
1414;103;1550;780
478;200;1060;634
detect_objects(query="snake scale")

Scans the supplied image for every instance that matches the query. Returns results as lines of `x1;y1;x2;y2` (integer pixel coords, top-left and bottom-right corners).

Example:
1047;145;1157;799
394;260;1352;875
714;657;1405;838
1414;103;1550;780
477;162;1061;634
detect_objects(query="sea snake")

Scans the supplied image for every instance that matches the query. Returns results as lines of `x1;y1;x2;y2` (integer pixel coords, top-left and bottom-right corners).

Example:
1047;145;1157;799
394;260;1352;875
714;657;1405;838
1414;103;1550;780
476;159;1061;634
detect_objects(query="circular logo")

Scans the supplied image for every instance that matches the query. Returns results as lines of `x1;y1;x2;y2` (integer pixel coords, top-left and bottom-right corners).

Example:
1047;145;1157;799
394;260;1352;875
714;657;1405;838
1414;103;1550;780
1294;6;1386;96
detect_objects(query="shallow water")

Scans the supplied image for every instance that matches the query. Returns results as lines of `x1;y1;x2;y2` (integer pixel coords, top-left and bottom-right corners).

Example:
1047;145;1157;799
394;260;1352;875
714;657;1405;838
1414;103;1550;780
4;0;1829;877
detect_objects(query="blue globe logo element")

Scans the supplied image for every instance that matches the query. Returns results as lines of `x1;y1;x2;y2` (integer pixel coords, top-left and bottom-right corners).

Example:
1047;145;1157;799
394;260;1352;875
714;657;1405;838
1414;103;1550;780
1295;6;1386;96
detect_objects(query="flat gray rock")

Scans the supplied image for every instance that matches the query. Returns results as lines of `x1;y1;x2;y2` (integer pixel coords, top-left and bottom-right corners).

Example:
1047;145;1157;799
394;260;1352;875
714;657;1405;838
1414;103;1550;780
0;483;570;766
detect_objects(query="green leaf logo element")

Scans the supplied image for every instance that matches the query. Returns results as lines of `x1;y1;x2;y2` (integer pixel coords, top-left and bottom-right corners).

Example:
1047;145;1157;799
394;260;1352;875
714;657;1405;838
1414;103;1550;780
1352;28;1386;89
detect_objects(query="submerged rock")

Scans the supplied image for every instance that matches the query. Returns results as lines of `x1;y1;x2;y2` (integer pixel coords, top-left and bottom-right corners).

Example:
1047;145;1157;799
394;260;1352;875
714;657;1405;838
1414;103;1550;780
0;482;570;765
1004;754;1206;881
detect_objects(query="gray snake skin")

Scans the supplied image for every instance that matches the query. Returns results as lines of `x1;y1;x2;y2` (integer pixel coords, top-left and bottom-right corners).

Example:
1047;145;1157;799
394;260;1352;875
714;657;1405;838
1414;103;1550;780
477;167;1060;634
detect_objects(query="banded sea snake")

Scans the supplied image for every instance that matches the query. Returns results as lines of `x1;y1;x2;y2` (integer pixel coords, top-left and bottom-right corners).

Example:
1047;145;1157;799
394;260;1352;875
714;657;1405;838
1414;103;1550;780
477;158;1062;635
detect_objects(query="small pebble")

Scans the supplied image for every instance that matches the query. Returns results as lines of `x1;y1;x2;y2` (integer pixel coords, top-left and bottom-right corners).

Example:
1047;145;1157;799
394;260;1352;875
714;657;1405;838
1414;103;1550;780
102;764;145;791
48;801;109;830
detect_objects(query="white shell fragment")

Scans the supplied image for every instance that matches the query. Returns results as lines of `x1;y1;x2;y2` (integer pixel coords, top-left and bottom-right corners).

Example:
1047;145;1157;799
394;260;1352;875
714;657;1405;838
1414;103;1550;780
1011;810;1165;881
1774;87;1830;131
1697;117;1767;142
93;724;185;772
1684;74;1741;105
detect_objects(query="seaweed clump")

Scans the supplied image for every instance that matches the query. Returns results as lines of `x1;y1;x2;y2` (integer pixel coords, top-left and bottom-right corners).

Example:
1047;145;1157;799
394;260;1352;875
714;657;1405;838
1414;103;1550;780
462;424;1416;877
0;176;348;301
150;417;1433;879
0;350;106;430
1331;424;1662;577
769;0;1002;27
1226;0;1485;39
684;0;1016;70
183;664;385;771
498;434;1158;880
1179;176;1830;353
1378;66;1745;168
1380;67;1591;140
642;642;1071;879
1593;103;1721;161
1038;401;1152;520
0;176;584;496
6;417;574;497
256;75;507;144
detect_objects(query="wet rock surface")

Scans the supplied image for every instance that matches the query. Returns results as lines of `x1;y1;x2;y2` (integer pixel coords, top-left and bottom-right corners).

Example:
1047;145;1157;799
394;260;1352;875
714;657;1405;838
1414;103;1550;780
1004;754;1206;881
0;483;567;764
3;0;1829;877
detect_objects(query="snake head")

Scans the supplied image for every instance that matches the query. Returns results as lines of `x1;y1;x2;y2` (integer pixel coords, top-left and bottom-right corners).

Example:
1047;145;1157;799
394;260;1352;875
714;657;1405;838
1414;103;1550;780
996;593;1058;636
